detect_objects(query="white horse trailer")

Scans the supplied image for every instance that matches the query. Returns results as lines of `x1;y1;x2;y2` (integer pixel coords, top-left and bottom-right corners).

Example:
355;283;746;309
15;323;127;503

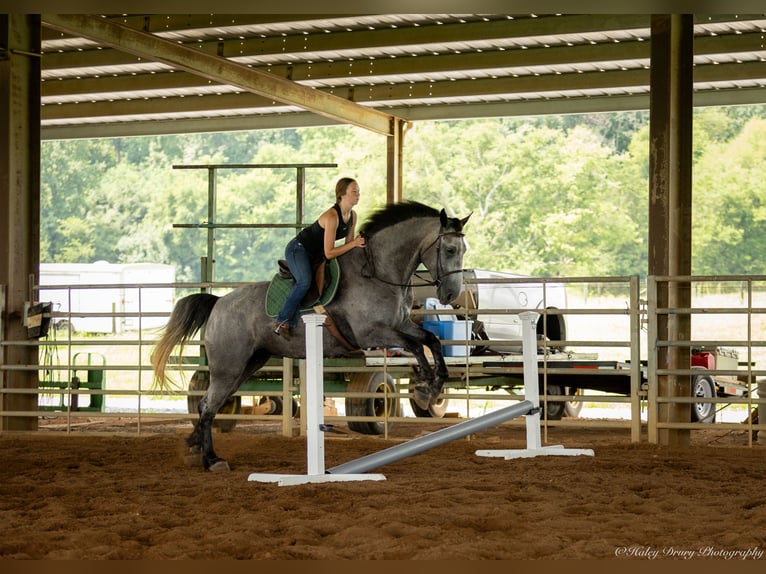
39;262;176;334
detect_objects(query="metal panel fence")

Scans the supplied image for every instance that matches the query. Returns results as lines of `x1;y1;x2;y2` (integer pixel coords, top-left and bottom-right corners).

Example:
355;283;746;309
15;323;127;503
1;274;763;444
646;275;766;444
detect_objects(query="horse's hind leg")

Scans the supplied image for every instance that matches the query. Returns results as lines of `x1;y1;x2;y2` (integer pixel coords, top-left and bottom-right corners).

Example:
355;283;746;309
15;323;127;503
197;392;232;471
194;351;271;471
184;405;208;467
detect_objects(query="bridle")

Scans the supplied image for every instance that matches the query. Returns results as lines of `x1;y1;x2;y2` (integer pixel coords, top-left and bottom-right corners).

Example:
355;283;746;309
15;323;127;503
362;229;465;289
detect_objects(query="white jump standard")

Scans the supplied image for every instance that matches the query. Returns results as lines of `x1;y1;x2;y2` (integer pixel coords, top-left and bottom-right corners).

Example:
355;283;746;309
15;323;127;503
248;310;592;487
475;311;594;460
248;314;386;486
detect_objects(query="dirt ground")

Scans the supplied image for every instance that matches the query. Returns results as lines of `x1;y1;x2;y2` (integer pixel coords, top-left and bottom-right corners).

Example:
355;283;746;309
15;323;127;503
1;417;765;561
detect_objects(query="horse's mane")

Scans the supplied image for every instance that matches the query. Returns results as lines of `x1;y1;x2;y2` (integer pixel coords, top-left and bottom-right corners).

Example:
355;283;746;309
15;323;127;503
359;201;440;237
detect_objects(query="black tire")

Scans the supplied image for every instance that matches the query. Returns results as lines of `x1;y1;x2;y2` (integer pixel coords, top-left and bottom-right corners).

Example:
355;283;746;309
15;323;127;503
691;374;716;423
258;395;298;417
187;370;241;433
539;308;566;353
345;372;400;435
409;389;450;418
541;384;565;421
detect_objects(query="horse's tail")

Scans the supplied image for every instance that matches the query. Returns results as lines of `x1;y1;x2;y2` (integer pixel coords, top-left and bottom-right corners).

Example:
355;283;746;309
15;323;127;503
150;293;219;391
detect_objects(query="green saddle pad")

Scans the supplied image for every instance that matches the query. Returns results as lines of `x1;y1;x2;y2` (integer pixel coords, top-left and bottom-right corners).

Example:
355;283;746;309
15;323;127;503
265;258;341;318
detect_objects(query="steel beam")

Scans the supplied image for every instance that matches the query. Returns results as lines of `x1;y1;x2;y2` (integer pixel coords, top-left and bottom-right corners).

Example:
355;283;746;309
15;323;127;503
41;14;397;136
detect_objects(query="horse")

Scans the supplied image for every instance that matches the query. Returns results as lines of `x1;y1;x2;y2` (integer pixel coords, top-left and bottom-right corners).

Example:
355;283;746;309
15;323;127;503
151;201;471;471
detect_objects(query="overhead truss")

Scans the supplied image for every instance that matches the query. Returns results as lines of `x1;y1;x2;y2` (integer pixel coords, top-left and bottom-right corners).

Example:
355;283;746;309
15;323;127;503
37;13;766;139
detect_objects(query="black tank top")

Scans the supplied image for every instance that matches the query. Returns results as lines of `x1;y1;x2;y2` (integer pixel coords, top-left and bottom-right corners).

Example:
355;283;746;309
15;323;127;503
296;203;352;263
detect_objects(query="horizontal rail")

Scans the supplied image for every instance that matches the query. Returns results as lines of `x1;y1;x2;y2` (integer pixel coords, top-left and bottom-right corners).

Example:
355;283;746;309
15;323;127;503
11;273;766;444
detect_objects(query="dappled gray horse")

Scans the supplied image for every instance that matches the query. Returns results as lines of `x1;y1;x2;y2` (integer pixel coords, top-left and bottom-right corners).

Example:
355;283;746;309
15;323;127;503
152;201;470;470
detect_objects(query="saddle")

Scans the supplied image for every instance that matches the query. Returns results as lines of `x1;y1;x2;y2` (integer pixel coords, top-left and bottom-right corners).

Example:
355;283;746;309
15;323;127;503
266;258;358;352
265;258;341;318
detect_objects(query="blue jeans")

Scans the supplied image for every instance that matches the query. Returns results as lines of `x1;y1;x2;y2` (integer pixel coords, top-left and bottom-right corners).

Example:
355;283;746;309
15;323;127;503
276;238;313;327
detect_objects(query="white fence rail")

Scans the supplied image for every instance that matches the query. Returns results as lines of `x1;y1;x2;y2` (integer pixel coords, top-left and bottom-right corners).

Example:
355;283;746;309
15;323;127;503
1;275;764;443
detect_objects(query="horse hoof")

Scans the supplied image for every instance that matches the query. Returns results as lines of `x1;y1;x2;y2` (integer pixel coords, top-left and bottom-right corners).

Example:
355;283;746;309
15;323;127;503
208;459;231;472
412;386;432;411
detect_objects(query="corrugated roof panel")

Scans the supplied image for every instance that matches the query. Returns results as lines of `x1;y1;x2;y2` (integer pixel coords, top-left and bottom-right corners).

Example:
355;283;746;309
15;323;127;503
36;13;766;139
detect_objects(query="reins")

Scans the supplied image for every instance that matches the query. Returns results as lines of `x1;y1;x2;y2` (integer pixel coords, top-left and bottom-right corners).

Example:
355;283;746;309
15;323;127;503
361;230;465;289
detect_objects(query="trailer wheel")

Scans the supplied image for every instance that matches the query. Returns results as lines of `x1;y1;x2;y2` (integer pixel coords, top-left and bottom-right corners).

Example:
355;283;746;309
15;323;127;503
345;372;399;435
541;384;566;421
187;371;241;432
258;395;298;417
409;390;450;418
691;374;716;423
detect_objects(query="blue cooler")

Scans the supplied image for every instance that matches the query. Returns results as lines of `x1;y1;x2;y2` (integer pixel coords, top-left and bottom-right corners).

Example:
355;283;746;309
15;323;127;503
442;320;474;357
421;320;473;357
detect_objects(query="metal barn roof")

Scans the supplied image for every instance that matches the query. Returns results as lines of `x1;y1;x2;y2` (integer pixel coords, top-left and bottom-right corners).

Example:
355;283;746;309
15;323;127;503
39;13;766;139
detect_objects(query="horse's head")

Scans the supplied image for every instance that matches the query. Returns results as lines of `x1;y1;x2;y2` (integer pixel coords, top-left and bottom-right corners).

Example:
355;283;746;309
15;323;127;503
422;209;471;304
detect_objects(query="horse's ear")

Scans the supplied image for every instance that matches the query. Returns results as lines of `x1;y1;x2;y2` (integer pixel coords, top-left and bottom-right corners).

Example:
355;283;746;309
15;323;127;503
460;212;473;228
439;208;448;227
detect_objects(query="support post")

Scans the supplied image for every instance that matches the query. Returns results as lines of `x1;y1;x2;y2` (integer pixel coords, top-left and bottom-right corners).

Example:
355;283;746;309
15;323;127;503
281;357;294;438
475;312;594;459
648;15;693;446
248;314;385;485
0;15;41;430
385;118;406;204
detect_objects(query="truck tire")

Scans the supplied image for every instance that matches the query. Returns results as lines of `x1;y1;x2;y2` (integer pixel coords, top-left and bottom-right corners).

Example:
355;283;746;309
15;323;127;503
540;308;566;353
541;384;566;421
691;374;716;423
470;322;490;356
187;370;241;433
345;372;399;435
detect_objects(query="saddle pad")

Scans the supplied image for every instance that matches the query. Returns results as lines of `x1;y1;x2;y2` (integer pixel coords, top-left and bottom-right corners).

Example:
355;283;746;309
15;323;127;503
265;258;341;318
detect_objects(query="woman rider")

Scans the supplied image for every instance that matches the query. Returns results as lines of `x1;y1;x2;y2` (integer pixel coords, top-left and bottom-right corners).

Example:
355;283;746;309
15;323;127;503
273;177;367;338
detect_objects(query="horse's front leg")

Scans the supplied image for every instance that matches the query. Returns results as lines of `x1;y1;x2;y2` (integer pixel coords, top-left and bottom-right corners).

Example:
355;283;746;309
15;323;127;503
400;327;448;411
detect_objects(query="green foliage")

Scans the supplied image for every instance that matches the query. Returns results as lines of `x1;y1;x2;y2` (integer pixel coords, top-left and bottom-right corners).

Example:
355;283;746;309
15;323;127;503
692;118;766;275
404;121;647;277
39;105;766;284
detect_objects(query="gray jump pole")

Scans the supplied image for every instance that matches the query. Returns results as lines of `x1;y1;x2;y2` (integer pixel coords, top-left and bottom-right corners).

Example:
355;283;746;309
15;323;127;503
249;310;592;487
326;399;535;475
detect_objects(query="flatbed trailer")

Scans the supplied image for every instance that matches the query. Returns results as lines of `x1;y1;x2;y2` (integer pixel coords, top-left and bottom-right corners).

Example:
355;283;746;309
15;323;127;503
186;344;752;434
187;350;635;432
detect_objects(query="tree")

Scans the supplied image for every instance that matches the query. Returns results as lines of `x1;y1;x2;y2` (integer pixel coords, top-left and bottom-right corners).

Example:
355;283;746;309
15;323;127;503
403;119;647;277
692;119;766;275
